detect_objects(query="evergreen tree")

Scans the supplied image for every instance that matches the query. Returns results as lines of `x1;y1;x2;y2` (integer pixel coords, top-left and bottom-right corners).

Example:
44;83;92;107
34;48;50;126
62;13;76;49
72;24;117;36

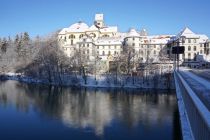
23;32;30;44
15;34;20;45
7;36;12;44
1;38;8;53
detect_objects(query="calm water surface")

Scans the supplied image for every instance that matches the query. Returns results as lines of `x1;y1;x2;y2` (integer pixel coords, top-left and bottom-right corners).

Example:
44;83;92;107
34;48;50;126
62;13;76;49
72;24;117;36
0;80;181;140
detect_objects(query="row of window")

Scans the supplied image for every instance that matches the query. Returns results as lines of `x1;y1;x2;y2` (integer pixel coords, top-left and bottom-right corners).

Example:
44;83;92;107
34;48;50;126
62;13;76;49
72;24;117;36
188;46;197;51
183;51;203;59
97;46;120;50
182;39;197;44
131;43;163;48
187;46;204;51
60;33;111;40
99;51;119;56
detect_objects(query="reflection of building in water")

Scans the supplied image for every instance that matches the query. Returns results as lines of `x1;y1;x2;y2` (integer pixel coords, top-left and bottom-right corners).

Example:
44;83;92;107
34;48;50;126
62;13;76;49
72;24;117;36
61;91;112;135
0;82;177;136
58;90;177;135
0;81;30;112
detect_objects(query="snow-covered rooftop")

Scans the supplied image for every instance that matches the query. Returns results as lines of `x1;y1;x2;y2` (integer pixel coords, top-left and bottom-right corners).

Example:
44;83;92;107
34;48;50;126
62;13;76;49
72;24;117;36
88;25;99;31
177;27;199;38
68;22;89;32
59;28;68;35
127;28;140;37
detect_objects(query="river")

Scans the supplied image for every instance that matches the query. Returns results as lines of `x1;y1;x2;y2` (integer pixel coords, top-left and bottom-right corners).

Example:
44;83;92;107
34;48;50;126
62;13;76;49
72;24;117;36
0;80;182;140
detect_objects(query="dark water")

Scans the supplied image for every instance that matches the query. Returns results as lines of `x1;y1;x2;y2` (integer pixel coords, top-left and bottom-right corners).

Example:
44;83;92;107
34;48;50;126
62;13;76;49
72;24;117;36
0;80;182;140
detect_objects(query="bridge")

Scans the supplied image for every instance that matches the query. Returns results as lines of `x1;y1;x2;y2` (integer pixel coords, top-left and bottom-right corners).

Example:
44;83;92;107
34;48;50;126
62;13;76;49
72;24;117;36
174;68;210;140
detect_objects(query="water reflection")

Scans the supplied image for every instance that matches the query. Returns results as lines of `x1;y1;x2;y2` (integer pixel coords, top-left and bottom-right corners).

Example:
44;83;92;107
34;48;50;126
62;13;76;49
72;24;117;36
0;81;180;139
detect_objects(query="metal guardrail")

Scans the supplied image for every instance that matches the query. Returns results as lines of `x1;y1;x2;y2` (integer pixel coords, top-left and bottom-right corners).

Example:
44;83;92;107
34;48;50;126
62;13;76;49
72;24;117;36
174;71;210;140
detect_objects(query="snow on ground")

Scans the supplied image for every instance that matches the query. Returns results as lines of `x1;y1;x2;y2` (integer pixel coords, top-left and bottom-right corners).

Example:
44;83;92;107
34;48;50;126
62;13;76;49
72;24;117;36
180;67;210;90
0;73;175;89
175;71;210;140
178;67;210;110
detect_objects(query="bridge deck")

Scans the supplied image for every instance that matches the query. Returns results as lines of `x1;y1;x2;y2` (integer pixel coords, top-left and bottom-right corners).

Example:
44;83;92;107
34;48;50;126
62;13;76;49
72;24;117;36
179;68;210;111
174;68;210;140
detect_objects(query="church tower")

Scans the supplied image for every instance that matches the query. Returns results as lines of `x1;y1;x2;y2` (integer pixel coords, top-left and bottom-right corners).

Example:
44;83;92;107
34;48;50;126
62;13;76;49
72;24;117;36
94;14;104;28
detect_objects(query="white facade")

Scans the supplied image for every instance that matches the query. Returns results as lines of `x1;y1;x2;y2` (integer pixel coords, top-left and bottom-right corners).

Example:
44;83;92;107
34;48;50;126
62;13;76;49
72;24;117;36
168;27;209;67
58;14;209;69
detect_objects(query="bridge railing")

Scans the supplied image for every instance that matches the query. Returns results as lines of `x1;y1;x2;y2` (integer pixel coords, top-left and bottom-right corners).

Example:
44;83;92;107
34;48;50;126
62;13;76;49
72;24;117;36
174;71;210;140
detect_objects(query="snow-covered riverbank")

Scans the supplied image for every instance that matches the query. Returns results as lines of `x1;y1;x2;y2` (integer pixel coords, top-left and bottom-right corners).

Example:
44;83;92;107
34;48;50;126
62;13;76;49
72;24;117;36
0;73;175;89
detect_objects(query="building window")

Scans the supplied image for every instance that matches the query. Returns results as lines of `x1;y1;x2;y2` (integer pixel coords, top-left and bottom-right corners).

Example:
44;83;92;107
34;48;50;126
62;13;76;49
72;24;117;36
71;40;73;45
79;34;84;39
97;46;99;49
188;53;191;59
200;50;203;54
70;34;75;39
90;33;96;38
108;51;111;55
154;45;156;48
114;51;117;54
140;51;143;55
87;50;89;54
188;39;191;43
133;37;135;41
194;46;196;51
194;53;196;61
102;51;105;55
188;46;191;51
132;43;135;47
182;38;185;43
87;44;89;47
194;39;196;43
154;50;156;55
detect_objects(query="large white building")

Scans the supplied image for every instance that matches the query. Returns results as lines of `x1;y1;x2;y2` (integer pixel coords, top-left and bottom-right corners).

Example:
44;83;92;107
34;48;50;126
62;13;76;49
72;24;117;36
167;27;210;68
58;14;210;69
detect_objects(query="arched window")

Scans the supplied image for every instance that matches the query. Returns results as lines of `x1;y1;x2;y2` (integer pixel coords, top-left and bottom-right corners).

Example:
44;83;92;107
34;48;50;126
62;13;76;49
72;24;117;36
90;33;96;38
188;53;191;59
69;34;75;39
79;34;84;39
102;34;109;37
102;51;105;55
194;46;196;51
188;46;191;51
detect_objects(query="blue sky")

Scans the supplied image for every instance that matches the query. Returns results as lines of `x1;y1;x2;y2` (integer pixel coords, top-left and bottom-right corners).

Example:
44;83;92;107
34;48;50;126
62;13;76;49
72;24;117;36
1;0;210;38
